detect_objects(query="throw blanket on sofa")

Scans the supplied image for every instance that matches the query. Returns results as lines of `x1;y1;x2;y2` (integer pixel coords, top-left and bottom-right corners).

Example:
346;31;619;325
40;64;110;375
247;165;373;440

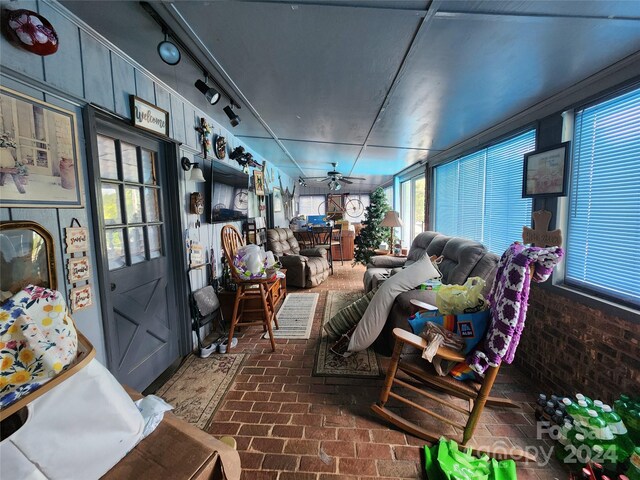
467;243;563;375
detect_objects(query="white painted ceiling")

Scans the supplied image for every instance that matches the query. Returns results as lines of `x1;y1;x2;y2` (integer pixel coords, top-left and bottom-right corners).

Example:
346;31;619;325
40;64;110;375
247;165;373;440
63;0;640;192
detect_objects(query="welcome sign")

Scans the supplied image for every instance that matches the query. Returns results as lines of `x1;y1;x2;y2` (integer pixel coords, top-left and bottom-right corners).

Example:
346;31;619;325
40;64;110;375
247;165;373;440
130;95;169;136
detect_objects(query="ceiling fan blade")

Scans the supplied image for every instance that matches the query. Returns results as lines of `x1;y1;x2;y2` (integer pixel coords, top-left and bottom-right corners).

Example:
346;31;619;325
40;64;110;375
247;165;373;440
304;176;329;180
339;178;353;184
342;176;365;181
315;177;331;182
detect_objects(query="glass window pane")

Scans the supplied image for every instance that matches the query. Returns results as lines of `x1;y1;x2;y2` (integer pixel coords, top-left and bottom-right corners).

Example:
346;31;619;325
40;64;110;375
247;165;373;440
148;225;162;259
141;149;156;185
125;186;143;224
97;135;118;180
144;188;160;222
413;176;425;238
101;184;122;225
128;227;146;264
106;228;126;270
121;142;139;182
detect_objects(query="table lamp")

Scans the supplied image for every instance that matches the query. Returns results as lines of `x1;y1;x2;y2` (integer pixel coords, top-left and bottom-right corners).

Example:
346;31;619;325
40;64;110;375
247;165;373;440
380;210;403;251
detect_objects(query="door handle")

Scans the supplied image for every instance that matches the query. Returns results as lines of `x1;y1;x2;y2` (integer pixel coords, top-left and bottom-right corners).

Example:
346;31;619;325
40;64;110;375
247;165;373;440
110;282;116;292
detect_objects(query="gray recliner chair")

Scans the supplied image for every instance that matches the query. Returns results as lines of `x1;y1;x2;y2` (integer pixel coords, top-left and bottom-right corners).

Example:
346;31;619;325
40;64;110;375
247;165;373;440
266;228;330;288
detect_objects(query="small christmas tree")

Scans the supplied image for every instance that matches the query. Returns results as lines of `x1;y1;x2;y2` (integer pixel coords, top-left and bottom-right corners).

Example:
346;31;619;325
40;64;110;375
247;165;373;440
353;187;391;266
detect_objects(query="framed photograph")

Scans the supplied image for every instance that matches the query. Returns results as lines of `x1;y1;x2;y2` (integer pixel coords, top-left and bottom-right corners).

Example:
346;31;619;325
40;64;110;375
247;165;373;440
522;142;570;198
273;187;282;212
253;169;265;196
0;86;84;208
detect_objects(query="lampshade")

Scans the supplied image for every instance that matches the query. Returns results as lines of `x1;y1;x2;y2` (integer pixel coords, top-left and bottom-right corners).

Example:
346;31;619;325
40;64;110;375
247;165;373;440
380;210;403;228
190;166;206;183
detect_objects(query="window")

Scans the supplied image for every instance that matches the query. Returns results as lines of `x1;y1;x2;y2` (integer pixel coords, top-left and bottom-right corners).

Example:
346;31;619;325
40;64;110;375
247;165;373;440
400;175;426;246
298;195;325;217
345;194;369;223
383;185;393;208
434;130;535;254
566;85;640;306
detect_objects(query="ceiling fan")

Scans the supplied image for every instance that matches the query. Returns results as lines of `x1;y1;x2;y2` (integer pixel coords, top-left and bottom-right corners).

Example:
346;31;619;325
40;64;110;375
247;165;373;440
304;163;365;190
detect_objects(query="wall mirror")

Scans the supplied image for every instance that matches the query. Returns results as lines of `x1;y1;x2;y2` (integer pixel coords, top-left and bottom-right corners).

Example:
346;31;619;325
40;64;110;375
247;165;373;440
0;221;57;302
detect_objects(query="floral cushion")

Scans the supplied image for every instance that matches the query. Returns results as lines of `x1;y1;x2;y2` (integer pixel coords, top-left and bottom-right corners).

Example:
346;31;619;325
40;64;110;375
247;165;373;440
0;285;78;408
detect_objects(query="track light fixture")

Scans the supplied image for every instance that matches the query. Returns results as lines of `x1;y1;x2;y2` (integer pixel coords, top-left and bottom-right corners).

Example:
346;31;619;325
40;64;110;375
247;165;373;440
298;177;307;187
157;32;181;65
194;76;220;105
224;104;241;127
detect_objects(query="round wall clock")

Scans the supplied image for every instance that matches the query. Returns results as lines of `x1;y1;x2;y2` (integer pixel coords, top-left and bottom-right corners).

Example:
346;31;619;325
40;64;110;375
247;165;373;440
214;136;227;160
6;9;59;56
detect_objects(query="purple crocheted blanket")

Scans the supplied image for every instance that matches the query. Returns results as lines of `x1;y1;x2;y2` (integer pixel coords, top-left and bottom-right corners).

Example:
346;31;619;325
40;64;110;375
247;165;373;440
467;243;564;375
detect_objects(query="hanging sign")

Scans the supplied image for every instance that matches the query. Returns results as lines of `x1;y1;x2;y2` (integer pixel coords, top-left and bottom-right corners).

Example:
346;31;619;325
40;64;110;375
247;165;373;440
69;284;93;312
189;242;204;268
67;257;91;283
65;227;89;253
130;95;169;136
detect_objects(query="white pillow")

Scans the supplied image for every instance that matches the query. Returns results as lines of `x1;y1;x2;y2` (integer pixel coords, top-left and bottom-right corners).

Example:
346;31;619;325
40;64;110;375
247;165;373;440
348;254;440;352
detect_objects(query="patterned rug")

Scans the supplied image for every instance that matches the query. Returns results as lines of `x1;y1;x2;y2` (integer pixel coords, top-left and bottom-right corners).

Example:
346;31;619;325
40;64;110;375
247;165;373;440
156;353;244;429
262;292;319;339
313;290;383;378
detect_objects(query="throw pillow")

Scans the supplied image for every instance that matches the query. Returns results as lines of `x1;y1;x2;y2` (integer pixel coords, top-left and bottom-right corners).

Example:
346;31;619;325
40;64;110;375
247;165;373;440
323;288;377;338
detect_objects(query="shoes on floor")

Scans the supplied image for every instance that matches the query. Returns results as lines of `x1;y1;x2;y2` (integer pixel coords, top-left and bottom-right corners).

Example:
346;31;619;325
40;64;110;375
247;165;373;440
218;337;238;354
198;335;226;358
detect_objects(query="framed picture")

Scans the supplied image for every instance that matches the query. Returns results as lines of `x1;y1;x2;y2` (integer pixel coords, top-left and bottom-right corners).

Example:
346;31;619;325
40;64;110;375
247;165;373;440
0;86;84;208
253;169;265;196
273;187;282;212
522;142;570;198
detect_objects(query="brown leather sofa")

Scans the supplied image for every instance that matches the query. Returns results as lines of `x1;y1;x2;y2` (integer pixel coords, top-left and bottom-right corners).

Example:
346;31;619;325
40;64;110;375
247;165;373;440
364;231;500;354
266;228;330;288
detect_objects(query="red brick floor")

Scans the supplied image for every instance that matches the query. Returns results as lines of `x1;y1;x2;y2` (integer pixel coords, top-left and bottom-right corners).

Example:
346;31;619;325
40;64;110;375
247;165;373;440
204;263;567;479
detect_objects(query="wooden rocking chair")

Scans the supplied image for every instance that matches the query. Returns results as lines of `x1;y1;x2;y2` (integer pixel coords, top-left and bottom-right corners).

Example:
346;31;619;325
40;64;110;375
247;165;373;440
371;268;537;462
221;225;280;352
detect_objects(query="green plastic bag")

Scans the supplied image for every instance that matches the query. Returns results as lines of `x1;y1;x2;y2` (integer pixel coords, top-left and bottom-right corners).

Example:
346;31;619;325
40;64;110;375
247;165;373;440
424;438;517;480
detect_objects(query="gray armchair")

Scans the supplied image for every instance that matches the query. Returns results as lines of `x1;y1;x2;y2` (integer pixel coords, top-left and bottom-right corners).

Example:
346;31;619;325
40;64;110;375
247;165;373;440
266;228;330;288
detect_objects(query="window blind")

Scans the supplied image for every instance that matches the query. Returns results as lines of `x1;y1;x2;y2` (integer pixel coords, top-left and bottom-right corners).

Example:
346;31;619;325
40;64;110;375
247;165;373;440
566;86;640;306
434;130;535;254
483;130;536;254
298;195;326;217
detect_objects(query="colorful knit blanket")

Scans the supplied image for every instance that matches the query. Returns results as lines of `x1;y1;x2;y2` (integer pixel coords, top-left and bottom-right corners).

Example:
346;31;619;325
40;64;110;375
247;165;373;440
467;243;563;375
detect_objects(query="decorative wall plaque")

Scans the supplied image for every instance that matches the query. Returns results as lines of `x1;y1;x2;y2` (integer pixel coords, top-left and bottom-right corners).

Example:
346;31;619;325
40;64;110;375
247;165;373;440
522;209;563;247
67;257;91;283
215;135;226;159
130;95;169;137
69;284;92;312
64;227;88;253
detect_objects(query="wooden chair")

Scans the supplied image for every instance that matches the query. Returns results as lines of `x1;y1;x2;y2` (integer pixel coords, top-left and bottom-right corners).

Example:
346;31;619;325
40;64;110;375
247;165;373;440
330;228;344;266
311;226;334;274
221;225;280;352
371;268;537;462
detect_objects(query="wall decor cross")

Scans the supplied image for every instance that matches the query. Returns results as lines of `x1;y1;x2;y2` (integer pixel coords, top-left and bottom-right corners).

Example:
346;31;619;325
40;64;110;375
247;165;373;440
195;117;212;158
522;209;563;247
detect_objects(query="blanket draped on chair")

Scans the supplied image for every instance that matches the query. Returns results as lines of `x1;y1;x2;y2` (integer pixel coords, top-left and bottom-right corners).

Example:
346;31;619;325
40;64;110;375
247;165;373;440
467;243;563;375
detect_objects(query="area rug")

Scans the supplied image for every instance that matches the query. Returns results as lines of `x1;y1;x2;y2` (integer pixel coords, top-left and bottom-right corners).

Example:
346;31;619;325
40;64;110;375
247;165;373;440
156;353;244;429
313;290;383;378
263;292;319;339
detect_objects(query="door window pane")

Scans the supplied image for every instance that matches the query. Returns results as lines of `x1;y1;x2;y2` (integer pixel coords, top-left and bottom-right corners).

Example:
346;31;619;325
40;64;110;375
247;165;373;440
106;228;126;270
144;188;160;222
125;186;143;224
121;142;139;182
102;184;122;225
141;149;156;185
97;135;118;180
128;227;146;264
148;225;162;259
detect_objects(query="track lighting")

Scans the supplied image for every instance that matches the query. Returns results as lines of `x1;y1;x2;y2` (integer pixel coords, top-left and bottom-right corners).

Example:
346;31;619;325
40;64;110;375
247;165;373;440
298;177;307;187
224;104;241;127
195;77;220;105
157;33;180;65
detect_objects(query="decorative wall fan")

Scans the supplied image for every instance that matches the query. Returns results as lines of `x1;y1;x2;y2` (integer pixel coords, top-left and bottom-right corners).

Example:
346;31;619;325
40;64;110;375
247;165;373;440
304;163;365;191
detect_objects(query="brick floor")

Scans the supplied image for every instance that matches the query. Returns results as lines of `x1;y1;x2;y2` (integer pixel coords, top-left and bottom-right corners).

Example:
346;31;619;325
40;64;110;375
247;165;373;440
202;263;567;479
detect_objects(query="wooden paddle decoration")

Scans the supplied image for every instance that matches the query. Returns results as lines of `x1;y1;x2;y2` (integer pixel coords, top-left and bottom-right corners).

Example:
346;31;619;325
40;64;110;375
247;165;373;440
522;209;562;247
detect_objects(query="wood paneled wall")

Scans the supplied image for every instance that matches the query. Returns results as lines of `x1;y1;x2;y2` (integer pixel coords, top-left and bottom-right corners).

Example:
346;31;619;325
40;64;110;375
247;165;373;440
0;0;295;362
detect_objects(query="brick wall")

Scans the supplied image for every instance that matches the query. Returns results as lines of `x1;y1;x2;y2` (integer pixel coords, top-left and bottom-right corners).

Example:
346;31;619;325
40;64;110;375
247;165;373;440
515;284;640;403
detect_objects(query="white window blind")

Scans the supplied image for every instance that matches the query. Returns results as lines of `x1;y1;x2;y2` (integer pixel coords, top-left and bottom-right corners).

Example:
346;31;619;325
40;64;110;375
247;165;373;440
566;86;640;306
298;195;326;217
434;130;535;254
